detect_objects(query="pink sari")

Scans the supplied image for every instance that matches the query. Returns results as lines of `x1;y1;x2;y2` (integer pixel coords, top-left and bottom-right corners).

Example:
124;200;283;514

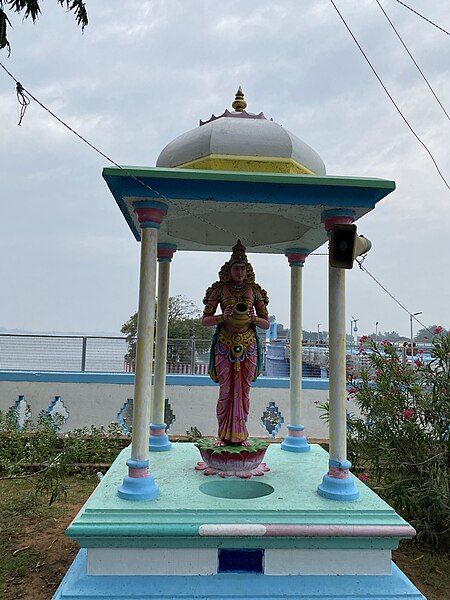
214;335;257;443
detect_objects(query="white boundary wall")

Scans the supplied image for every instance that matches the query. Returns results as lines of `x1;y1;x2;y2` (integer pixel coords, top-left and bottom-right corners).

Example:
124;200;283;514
0;372;361;440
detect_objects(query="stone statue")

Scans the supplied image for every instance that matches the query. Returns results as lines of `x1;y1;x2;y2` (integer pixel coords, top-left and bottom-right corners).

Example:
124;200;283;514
202;241;270;446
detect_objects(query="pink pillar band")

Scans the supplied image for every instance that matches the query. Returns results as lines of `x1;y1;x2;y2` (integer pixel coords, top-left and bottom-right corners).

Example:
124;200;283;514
327;466;350;479
134;205;167;226
128;466;150;478
157;245;176;261
150;426;166;437
322;215;354;232
288;428;305;437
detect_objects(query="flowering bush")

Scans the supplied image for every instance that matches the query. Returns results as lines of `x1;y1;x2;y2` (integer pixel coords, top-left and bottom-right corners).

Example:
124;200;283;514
345;335;450;551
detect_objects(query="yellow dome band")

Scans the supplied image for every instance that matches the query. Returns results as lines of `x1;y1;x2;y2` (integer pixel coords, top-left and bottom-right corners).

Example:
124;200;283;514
177;154;316;175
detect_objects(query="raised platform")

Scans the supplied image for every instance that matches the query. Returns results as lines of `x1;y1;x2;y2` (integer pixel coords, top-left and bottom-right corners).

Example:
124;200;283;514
53;443;425;599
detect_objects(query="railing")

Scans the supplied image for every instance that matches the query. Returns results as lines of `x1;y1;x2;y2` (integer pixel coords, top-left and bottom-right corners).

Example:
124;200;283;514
0;333;211;374
0;333;384;377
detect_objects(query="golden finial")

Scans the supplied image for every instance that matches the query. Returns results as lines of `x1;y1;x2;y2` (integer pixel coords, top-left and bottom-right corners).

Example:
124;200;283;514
232;86;247;112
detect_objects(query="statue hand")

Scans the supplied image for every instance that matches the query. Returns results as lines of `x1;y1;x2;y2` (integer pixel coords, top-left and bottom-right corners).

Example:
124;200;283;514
223;306;233;321
248;306;256;321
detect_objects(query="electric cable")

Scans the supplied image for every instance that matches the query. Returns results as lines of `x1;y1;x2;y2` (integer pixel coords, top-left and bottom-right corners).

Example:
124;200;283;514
0;62;308;255
394;1;450;37
355;257;434;334
0;63;442;336
0;63;271;249
329;0;450;191
376;0;450;120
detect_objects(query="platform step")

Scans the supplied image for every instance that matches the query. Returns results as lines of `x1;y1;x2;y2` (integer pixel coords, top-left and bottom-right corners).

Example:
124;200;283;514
53;550;425;600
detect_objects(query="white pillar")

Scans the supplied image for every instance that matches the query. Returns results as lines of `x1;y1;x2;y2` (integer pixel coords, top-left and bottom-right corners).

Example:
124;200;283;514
290;264;302;424
328;264;347;464
150;244;176;451
132;226;158;460
118;202;167;501
317;210;359;501
281;250;310;453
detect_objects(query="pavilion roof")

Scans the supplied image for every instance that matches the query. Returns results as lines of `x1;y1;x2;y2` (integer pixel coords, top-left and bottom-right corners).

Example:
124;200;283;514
102;166;395;254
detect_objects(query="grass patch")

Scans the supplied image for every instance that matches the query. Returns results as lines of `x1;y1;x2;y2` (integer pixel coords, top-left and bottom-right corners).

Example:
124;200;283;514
0;472;449;600
0;476;97;599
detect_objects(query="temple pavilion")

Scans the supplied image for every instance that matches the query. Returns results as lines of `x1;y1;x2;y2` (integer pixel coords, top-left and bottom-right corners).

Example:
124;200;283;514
52;90;425;600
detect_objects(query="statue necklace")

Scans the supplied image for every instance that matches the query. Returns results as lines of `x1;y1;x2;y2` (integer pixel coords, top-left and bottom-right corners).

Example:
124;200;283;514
228;282;248;303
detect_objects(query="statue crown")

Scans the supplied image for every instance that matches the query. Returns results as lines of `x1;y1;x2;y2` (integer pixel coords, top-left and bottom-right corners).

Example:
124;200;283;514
229;240;248;265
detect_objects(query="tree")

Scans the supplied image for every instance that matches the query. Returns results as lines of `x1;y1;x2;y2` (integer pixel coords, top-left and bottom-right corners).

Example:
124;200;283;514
121;295;210;367
167;294;200;325
415;325;447;343
0;1;88;54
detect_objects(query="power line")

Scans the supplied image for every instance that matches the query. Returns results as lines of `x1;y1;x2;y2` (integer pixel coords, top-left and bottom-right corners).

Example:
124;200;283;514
0;62;442;334
0;62;298;255
394;0;450;37
355;257;433;334
1;63;124;170
376;0;450;120
329;0;450;191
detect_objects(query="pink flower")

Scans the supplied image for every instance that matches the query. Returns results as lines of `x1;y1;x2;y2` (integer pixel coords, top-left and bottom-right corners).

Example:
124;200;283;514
358;473;369;482
414;359;422;367
402;408;415;420
347;387;356;395
375;369;382;376
381;340;390;346
434;326;443;334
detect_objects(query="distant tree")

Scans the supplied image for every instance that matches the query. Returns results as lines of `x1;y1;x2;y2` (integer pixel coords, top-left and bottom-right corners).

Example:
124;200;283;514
0;1;88;54
168;317;211;341
378;331;402;343
121;295;210;366
415;325;447;343
167;295;200;325
303;330;327;345
121;312;138;366
364;331;401;343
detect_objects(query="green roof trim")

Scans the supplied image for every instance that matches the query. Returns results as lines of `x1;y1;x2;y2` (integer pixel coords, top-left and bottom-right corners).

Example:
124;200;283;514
102;165;396;191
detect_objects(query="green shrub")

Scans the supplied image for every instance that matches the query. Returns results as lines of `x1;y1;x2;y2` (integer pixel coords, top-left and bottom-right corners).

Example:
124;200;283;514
0;408;123;505
345;335;449;551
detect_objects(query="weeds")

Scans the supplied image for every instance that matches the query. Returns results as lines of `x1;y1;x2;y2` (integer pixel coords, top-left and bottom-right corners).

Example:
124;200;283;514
0;408;123;505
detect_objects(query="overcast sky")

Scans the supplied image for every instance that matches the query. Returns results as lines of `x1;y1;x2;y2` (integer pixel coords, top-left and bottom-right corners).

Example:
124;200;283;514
1;0;449;338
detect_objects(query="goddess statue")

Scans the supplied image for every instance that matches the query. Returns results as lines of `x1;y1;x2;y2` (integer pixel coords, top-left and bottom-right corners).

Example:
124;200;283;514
202;241;270;446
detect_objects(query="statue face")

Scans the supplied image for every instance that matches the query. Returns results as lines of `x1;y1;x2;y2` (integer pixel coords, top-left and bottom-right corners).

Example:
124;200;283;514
230;262;247;285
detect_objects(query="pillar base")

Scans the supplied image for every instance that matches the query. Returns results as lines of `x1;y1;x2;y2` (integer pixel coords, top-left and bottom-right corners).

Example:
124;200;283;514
281;425;310;453
149;434;172;452
317;474;359;501
117;459;159;501
149;424;172;452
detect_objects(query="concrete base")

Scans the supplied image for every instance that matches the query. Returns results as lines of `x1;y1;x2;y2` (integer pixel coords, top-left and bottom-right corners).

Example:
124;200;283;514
54;549;425;599
52;444;425;600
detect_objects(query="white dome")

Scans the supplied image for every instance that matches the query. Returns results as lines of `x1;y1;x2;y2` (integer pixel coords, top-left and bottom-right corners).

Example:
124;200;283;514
156;108;326;175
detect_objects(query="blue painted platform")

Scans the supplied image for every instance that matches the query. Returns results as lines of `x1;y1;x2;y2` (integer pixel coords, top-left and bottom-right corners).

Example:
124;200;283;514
54;549;424;599
52;443;425;599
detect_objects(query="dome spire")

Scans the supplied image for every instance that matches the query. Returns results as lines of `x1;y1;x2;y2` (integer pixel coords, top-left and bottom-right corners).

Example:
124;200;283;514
232;86;247;112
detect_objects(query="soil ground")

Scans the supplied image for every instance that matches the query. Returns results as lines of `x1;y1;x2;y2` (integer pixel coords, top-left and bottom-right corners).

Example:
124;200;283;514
0;476;448;600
